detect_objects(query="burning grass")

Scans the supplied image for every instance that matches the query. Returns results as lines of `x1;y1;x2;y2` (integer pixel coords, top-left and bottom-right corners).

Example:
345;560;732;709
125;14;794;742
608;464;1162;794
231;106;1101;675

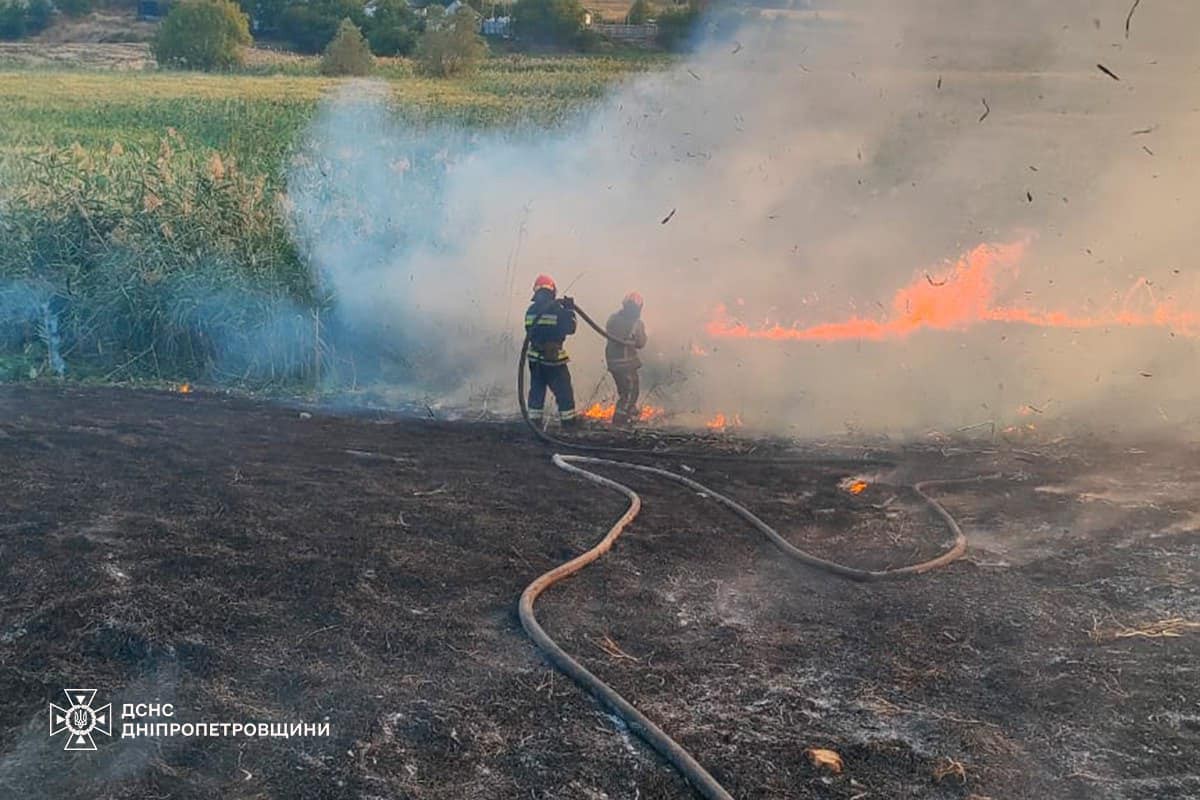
705;412;743;431
706;240;1200;344
844;479;869;495
580;403;663;422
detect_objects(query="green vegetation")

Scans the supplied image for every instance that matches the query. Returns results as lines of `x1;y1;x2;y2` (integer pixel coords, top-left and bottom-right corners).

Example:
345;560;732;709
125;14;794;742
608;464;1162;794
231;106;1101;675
278;0;423;56
415;6;487;78
655;1;701;51
0;0;51;40
55;0;94;17
0;134;311;384
319;17;374;75
625;0;651;24
0;54;667;386
513;0;586;46
153;0;253;70
362;0;422;56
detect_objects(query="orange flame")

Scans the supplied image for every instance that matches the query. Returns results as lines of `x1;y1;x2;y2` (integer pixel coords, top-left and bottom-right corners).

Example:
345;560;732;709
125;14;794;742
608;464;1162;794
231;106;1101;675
581;403;663;422
847;480;868;495
706;240;1200;342
582;403;612;420
705;412;743;430
178;383;192;394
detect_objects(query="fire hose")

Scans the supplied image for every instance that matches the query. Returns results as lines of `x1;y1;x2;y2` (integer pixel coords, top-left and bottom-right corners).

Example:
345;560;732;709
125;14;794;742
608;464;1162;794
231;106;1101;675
516;301;996;799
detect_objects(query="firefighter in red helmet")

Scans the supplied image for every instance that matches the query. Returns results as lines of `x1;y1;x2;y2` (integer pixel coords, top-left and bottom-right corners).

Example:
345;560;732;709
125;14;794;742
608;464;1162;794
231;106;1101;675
605;291;648;427
524;274;579;429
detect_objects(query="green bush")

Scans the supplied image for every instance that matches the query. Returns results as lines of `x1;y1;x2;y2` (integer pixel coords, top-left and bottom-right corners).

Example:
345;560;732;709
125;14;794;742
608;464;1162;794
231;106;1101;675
0;1;27;39
575;25;608;52
27;0;51;29
153;0;252;70
320;17;374;75
625;0;651;24
279;0;365;53
654;2;699;50
416;6;487;77
0;0;51;39
363;0;421;56
239;0;288;33
0;137;317;385
513;0;583;46
56;0;95;17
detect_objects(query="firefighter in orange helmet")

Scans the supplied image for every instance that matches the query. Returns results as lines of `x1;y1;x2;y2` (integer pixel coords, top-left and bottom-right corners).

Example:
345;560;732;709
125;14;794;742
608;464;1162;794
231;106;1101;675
524;274;579;429
605;291;648;427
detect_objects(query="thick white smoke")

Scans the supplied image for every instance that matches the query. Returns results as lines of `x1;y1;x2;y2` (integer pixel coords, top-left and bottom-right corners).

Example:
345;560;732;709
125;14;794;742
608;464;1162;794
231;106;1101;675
289;0;1200;436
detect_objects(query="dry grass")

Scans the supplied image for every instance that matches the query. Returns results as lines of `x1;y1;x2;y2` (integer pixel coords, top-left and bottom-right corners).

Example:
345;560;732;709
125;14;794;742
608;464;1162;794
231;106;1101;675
0;42;153;70
587;0;635;22
1089;616;1200;642
933;757;968;784
805;748;844;774
33;10;158;44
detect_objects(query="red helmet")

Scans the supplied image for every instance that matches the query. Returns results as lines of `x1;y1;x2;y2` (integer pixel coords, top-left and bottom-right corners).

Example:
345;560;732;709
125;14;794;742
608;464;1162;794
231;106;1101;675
532;274;556;294
623;291;643;308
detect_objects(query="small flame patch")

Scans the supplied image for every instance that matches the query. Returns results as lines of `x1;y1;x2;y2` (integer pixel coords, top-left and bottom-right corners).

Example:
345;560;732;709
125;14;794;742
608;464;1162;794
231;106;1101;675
705;412;743;431
178;383;192;394
839;477;870;495
581;403;662;422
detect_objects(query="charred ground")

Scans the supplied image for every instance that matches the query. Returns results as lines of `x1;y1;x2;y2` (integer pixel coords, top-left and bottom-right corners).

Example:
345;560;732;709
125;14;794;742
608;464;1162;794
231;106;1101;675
1;385;1198;799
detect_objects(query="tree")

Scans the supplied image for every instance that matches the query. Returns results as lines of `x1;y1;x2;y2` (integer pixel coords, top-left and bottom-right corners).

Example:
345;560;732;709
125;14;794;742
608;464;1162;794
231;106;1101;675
0;0;50;40
416;6;487;77
363;0;422;56
654;0;699;51
56;0;94;17
239;0;291;34
0;0;28;39
279;0;366;54
320;17;374;74
513;0;583;46
626;0;651;24
153;0;252;70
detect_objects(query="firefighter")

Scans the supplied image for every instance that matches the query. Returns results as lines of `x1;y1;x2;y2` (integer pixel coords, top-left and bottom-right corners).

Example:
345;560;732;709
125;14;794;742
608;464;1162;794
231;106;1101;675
605;291;648;427
524;274;579;429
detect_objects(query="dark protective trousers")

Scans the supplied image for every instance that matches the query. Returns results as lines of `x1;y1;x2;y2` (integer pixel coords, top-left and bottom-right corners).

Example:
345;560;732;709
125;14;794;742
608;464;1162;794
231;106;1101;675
610;366;640;425
527;361;576;422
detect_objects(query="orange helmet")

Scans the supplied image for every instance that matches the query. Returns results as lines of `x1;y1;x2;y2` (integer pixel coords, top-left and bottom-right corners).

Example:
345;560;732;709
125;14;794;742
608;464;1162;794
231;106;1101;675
623;291;643;308
532;274;556;294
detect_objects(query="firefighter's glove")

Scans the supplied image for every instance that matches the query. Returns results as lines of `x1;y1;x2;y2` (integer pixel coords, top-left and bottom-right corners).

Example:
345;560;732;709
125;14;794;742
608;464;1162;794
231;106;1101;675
560;296;576;310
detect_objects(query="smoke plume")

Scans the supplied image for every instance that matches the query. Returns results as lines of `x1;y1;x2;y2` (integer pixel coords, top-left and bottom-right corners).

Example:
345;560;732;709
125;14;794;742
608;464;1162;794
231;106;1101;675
290;0;1200;436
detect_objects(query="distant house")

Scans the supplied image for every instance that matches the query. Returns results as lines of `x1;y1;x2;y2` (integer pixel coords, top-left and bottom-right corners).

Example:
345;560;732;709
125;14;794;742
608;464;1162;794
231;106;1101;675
481;15;512;36
444;0;484;17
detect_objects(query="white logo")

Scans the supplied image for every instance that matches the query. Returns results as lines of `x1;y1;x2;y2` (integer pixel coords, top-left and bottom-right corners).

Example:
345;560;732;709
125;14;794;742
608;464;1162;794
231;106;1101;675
49;689;112;751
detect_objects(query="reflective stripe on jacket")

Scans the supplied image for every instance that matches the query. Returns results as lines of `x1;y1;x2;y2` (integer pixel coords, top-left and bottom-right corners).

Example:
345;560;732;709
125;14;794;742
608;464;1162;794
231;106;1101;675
525;291;576;364
605;309;647;369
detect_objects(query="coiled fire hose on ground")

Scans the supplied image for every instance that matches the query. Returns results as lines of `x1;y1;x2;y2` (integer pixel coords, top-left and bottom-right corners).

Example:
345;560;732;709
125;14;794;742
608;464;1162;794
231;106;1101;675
515;304;996;799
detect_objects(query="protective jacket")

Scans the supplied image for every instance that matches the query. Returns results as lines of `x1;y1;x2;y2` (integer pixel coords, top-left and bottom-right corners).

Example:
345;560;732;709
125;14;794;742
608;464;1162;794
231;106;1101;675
605;308;647;369
525;289;577;364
